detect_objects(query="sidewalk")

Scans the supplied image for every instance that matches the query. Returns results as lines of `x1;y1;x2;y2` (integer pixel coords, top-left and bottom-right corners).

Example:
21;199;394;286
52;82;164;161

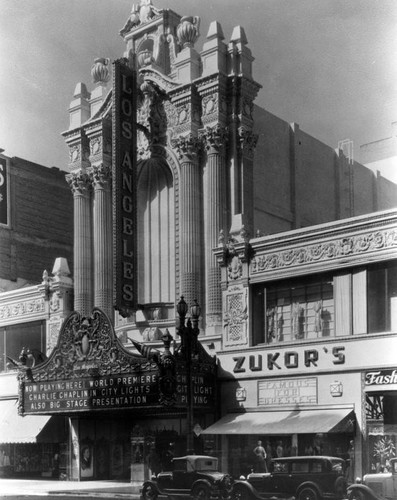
0;478;141;498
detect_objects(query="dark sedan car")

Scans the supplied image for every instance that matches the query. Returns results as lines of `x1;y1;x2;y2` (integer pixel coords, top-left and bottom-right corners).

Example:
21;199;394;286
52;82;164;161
232;456;347;500
141;455;234;500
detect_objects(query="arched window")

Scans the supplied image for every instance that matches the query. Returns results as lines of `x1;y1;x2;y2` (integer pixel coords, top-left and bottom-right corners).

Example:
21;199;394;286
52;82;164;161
137;158;175;304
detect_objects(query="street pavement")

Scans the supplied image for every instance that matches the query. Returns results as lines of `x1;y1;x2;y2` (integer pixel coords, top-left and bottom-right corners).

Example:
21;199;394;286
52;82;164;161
0;478;141;499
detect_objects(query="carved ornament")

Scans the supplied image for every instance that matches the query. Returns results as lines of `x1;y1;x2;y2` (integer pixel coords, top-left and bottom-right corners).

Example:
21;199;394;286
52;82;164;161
200;124;228;154
91;163;112;188
251;230;397;274
66;171;92;195
0;298;45;321
238;127;258;159
91;58;110;85
69;145;81;164
119;0;161;37
89;136;102;157
19;309;155;384
137;82;167;159
223;287;248;347
176;16;200;49
171;133;202;162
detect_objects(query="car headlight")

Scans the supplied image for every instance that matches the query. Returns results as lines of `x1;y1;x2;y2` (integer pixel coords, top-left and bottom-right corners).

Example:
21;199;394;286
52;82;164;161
355;477;362;484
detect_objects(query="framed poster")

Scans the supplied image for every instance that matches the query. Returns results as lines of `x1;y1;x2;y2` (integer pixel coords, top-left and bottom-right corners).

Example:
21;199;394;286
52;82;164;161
80;443;93;478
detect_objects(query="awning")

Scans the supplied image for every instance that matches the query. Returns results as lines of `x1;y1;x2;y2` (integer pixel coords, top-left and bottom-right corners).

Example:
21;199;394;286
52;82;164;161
0;399;57;444
202;408;355;435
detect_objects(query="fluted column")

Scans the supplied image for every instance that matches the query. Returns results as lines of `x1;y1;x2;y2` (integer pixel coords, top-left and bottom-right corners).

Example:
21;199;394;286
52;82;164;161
67;171;93;316
201;125;228;330
172;134;203;309
91;164;113;320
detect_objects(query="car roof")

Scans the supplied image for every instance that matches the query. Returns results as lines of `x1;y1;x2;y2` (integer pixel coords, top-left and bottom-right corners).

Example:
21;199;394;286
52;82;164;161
173;456;217;464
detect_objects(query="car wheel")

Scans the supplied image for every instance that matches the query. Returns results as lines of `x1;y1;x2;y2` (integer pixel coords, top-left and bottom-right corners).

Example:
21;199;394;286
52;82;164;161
297;486;319;500
141;483;158;500
348;490;366;500
192;483;211;500
232;486;251;500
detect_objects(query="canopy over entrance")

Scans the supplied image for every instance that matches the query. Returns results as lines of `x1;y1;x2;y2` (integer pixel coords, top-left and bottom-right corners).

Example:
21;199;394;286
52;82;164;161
202;408;355;435
0;399;63;443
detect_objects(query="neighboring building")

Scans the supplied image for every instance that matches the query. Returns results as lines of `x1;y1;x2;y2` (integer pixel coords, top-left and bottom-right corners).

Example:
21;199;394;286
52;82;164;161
360;122;397;185
207;208;397;480
0;151;74;477
0;152;74;292
1;0;396;484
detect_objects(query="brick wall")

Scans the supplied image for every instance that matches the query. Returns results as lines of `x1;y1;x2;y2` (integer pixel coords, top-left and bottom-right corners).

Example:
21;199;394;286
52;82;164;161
0;157;73;287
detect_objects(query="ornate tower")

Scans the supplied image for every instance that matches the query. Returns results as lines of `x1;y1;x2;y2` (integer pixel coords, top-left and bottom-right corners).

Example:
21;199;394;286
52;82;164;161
63;0;261;346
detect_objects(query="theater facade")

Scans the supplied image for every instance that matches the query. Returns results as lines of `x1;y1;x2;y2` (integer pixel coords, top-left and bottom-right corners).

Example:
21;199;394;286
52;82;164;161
17;308;216;481
1;0;397;483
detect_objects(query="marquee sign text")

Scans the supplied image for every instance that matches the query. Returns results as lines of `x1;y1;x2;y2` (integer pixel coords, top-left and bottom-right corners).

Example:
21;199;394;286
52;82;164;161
23;372;215;414
112;58;137;315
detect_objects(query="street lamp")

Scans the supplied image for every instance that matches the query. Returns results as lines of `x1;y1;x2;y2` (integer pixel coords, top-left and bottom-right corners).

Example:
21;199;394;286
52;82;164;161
176;296;201;455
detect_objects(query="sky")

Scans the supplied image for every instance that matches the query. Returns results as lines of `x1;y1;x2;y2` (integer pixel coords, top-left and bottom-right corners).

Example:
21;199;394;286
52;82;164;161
0;0;396;170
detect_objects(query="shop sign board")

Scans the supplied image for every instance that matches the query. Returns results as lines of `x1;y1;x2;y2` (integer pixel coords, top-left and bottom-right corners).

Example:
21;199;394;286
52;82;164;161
365;369;397;388
258;377;317;406
23;371;215;414
0;156;8;226
218;336;397;379
112;58;137;316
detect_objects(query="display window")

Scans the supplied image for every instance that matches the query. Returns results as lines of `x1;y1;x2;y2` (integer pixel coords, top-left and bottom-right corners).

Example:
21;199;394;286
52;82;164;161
366;393;397;473
0;321;45;372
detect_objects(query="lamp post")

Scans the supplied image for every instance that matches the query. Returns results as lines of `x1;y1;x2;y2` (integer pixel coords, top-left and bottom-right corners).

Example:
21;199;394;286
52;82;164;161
176;296;201;455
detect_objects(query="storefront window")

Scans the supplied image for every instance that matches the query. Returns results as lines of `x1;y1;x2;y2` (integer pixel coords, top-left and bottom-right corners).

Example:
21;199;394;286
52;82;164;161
0;321;45;372
252;275;334;344
368;262;397;333
252;260;397;345
366;393;397;473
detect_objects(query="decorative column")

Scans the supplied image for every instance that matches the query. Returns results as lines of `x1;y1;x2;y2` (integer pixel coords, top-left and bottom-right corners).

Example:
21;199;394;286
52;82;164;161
200;124;228;331
238;126;258;237
91;163;113;319
172;134;203;310
67;171;93;316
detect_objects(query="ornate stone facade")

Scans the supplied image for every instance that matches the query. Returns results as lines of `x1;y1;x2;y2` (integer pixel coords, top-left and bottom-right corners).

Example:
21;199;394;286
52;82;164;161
61;0;396;347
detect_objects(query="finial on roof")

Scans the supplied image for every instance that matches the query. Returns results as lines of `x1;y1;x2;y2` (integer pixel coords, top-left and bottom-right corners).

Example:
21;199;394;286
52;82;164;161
230;25;248;44
91;58;110;85
206;21;224;41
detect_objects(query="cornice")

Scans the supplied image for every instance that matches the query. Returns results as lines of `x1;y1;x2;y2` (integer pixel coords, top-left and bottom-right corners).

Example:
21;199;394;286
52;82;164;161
195;72;228;94
249;210;397;280
250;209;397;253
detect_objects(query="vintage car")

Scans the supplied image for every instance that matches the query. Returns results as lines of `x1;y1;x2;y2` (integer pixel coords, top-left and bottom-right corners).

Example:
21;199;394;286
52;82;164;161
232;456;347;500
141;455;234;500
347;457;397;500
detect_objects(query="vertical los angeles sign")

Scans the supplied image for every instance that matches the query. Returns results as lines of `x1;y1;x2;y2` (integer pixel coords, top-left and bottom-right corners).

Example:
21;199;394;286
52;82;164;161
0;156;8;226
112;58;137;316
